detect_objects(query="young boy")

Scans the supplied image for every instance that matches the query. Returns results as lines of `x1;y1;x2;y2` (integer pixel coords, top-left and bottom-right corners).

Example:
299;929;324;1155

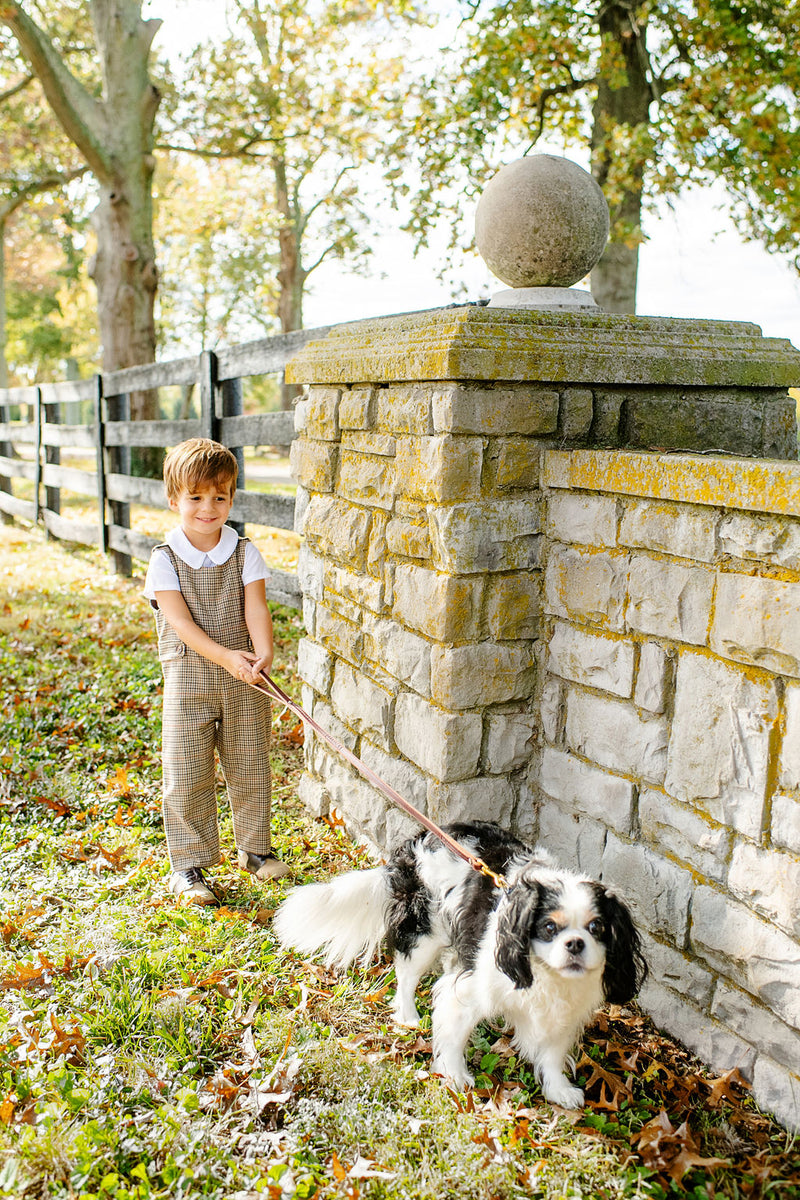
144;437;290;906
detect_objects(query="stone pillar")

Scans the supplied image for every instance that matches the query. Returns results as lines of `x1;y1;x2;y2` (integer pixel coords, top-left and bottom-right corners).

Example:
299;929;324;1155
285;304;799;852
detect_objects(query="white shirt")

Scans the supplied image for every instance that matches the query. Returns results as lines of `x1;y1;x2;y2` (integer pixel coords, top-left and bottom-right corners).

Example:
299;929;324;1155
143;525;269;600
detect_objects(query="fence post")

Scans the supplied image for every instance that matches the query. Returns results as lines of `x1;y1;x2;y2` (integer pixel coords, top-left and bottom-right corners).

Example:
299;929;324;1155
93;374;108;554
106;392;132;576
221;375;245;537
33;388;42;525
44;392;60;536
0;392;11;525
199;351;218;441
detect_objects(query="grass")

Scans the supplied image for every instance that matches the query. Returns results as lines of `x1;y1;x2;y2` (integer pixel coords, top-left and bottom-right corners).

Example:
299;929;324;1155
1;522;799;1200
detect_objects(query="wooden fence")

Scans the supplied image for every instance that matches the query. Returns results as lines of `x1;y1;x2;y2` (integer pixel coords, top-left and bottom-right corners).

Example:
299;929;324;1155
0;325;332;609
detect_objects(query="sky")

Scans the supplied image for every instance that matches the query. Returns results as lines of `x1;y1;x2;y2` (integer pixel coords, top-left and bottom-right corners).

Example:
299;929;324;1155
152;0;800;351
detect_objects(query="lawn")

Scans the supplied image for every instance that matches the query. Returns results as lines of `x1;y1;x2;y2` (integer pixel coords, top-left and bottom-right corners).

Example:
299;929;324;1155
1;523;798;1199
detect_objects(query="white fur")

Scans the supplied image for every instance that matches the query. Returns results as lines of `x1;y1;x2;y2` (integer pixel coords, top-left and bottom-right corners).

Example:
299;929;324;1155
273;867;388;968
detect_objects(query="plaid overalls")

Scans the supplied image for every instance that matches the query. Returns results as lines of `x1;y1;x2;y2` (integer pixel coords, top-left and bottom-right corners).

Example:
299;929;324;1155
152;539;273;871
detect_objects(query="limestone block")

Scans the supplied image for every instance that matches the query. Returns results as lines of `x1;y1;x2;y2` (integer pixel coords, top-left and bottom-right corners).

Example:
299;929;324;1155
385;807;424;850
728;841;800;937
293;484;310;534
338;385;375;431
691;885;800;1029
619;500;717;563
711;572;800;678
315;605;363;666
486;572;541;640
719;512;800;571
640;981;756;1080
538;745;634;834
337;448;395;511
330;661;394;749
762;392;799;461
559;387;593;439
591;389;625;442
752;1057;800;1132
539;676;565;744
565;689;668;784
634;642;669;713
713;982;800;1076
359;737;429;814
303;495;372;571
293;396;308;433
544;544;627;630
320;586;361;627
297;637;333;696
302;595;316;637
395;436;483;503
772;794;800;854
305;700;358;775
297;543;324;602
428;776;515;827
536;804;606;878
289;438;337;492
376;384;433;435
490;438;541;490
385;516;432;560
304;385;340;440
430;642;536;709
392;564;483;641
512;781;538;843
779;683;800;789
639;788;731;883
547;620;634;697
546;493;617;548
325;563;383;615
341;430;396;456
394;691;482;782
626;555;713;645
429;498;542;574
624;392;763;456
640;934;714;1007
366;509;389;579
316;749;388;847
600;834;692;942
298;771;330;817
431;383;558;436
665;651;779;839
362;613;432;697
485;712;537;773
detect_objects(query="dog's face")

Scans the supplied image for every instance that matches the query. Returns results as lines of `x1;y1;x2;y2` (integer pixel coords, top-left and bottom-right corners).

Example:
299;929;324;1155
529;878;608;978
495;865;648;1001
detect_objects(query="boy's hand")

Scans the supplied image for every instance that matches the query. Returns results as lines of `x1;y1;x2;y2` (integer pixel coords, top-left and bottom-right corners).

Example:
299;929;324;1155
225;650;265;685
250;649;274;680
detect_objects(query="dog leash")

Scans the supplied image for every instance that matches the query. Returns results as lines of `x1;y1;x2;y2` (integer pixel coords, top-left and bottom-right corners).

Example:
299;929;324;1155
247;671;508;889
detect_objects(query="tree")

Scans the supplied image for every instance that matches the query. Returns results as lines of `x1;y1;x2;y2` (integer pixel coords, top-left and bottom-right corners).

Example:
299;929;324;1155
163;0;425;340
401;0;800;312
1;0;163;397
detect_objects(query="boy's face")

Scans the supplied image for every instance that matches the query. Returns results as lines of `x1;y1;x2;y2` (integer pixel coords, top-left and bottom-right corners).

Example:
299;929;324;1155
169;480;234;549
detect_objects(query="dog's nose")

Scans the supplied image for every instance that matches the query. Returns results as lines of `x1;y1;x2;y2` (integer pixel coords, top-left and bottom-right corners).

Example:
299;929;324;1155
566;937;585;955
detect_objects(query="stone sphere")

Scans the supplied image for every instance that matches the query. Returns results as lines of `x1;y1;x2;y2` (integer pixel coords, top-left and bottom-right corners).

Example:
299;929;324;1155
474;155;609;289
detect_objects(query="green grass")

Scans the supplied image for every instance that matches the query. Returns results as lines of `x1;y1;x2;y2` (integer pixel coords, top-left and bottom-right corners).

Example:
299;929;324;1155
1;523;799;1200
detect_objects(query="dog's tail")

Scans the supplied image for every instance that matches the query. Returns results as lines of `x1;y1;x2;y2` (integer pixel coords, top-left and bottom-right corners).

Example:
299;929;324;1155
273;867;389;969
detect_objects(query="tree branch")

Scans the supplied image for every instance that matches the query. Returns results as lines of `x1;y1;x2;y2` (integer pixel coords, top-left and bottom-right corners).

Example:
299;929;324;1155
0;162;88;221
0;3;112;179
0;70;34;104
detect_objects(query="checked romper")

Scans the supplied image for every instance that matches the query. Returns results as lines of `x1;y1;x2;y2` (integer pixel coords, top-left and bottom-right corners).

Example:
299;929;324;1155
152;539;273;871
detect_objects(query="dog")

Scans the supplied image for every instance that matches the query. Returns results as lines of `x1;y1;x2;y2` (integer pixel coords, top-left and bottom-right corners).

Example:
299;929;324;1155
274;820;647;1108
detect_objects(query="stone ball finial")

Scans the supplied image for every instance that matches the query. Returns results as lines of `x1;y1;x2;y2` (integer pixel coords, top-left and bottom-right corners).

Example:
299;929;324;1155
475;155;609;296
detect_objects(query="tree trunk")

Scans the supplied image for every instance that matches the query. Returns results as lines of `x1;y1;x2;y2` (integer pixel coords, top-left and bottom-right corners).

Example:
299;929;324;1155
0;220;7;391
590;1;653;313
273;154;307;412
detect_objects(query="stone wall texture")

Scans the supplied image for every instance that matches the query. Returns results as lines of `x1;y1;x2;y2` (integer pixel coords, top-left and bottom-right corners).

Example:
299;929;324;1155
286;308;800;1131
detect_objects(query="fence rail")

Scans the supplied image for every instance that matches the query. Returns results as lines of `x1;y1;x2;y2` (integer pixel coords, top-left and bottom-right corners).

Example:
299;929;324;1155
0;324;332;609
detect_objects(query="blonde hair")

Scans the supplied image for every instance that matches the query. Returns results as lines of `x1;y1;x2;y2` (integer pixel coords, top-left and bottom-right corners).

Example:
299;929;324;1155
163;438;238;501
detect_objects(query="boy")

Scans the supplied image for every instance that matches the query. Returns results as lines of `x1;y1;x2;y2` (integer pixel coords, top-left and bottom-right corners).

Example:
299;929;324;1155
144;437;290;906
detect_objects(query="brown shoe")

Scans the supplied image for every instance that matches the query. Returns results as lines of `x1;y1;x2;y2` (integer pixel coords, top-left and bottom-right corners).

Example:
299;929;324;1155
169;867;220;906
237;850;291;881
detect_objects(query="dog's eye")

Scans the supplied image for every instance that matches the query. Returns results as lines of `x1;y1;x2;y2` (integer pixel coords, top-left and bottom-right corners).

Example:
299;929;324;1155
587;919;605;938
538;919;559;940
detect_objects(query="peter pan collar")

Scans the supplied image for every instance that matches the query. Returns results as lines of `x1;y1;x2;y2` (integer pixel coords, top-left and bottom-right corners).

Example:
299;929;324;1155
166;524;238;568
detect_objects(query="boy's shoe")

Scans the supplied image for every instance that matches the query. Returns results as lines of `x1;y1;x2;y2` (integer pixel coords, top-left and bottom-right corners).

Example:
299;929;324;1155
237;850;291;881
169;867;220;907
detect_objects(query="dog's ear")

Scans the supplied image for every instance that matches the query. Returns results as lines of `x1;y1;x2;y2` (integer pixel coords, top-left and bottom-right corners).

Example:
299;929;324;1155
592;884;648;1004
494;880;540;990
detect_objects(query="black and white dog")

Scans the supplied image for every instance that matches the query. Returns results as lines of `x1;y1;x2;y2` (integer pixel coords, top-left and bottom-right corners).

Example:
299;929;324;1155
274;821;647;1108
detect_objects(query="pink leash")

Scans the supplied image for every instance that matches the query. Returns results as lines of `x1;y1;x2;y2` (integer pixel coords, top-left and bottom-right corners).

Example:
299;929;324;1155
248;672;507;889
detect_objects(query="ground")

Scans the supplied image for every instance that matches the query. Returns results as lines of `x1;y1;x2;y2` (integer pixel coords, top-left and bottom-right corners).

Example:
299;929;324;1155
1;523;798;1200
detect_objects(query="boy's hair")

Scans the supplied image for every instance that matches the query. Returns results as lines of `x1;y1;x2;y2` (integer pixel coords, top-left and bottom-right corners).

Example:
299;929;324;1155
163;438;238;501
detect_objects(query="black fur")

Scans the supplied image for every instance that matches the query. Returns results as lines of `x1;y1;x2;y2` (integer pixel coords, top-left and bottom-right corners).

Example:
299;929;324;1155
591;882;649;1003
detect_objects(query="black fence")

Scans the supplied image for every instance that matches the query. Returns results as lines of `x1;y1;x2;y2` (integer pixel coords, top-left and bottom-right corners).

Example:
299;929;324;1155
0;326;333;609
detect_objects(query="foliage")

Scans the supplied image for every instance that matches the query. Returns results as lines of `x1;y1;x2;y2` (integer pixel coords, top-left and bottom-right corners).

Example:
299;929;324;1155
1;525;799;1199
399;0;800;309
